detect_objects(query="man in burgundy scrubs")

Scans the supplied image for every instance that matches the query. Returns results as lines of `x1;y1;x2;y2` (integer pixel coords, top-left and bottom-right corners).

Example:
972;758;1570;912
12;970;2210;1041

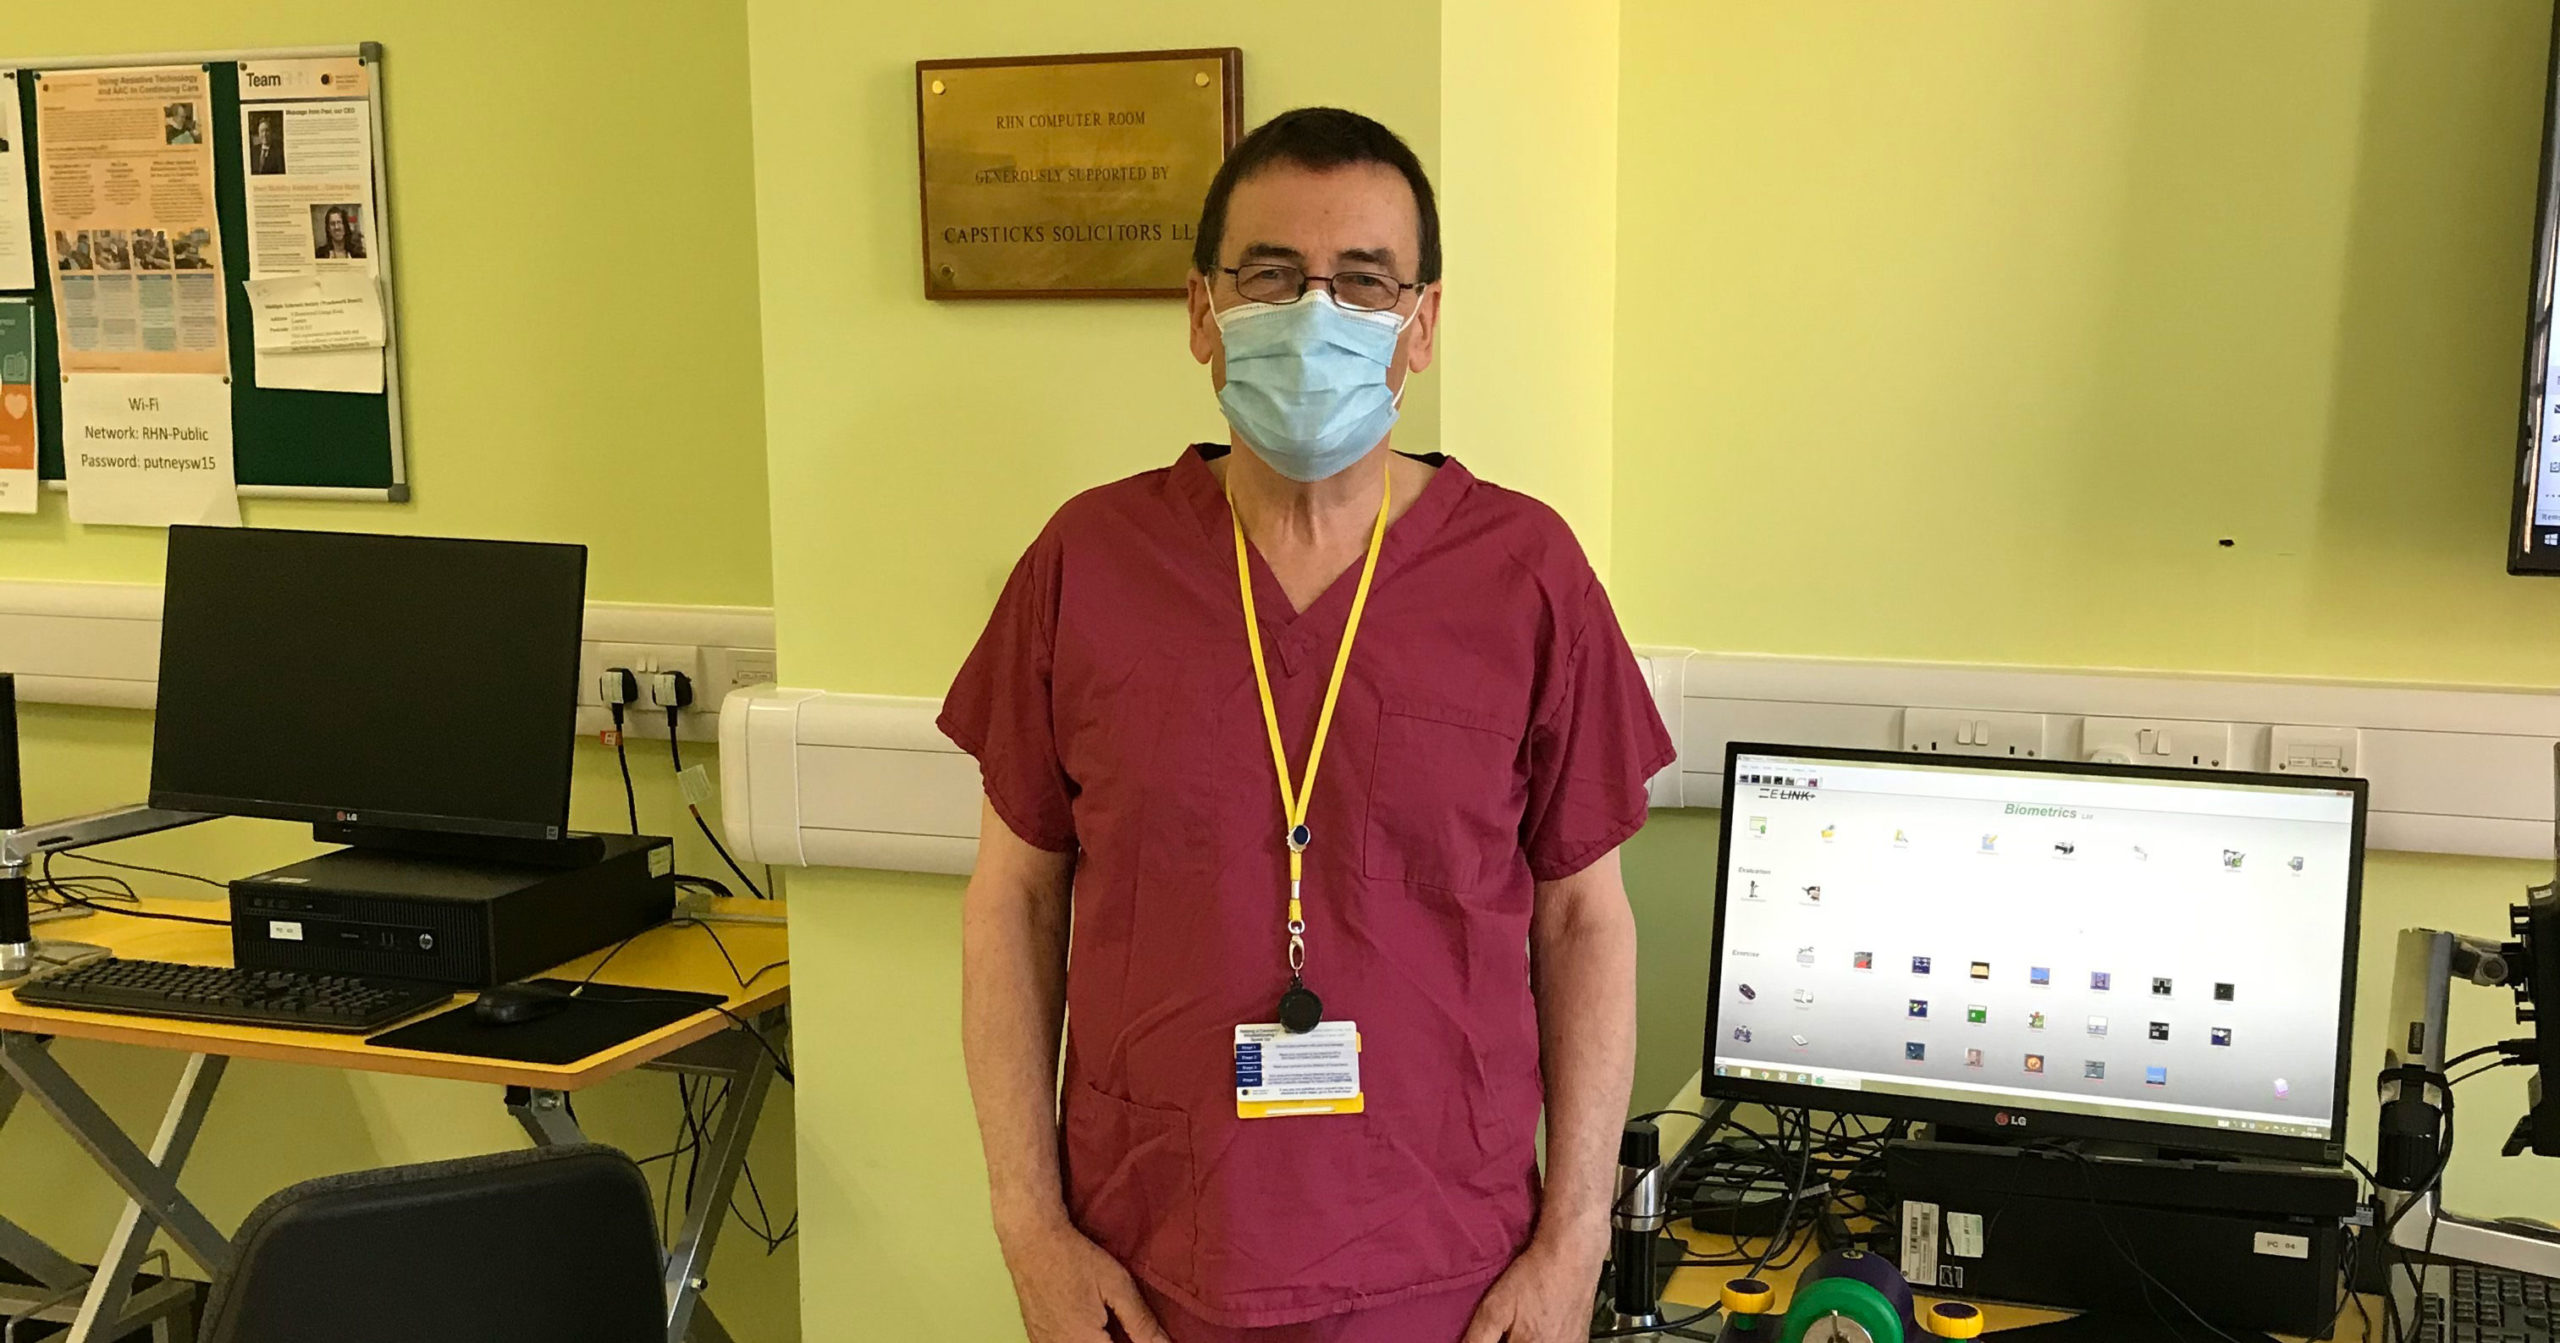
945;108;1674;1343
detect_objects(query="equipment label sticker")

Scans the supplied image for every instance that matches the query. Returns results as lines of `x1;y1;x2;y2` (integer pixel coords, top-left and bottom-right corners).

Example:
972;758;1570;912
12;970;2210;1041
269;920;304;941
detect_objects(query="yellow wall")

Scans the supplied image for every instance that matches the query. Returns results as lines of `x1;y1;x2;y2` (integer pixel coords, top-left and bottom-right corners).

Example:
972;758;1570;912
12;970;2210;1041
744;3;1438;1336
0;5;793;1338
1438;0;1621;566
1611;0;2560;1217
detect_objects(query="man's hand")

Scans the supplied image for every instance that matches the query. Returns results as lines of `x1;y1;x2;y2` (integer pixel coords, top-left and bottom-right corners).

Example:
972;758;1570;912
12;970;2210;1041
999;1218;1172;1343
1460;1238;1602;1343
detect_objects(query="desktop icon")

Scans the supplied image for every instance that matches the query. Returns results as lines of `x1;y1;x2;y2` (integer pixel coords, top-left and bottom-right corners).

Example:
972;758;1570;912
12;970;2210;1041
1733;1026;1753;1044
2084;1060;2106;1080
1791;1033;1810;1048
1909;999;1930;1019
2027;1011;2047;1031
2024;1054;2046;1074
2053;841;2076;858
1970;961;1991;980
2151;977;2174;997
2132;845;2149;862
1750;816;1768;837
1854;951;1874;970
2221;849;2245;871
1797;946;1818;966
1965;1048;1984;1068
1981;834;1999;853
1967;1005;1989;1025
2030;966;2051;986
2288;855;2305;873
2087;1016;2107;1036
2145;1066;2168;1087
1802;885;1823;903
1821;824;1837;841
1894;829;1910;847
2211;1027;2233;1047
2148;1021;2170;1042
1746;880;1761;900
2214;982;2235;1003
2272;1078;2290;1099
1793;988;1815;1005
1913;956;1933;975
2090;971;2111;991
1739;984;1758;1001
1905;1042;1927;1062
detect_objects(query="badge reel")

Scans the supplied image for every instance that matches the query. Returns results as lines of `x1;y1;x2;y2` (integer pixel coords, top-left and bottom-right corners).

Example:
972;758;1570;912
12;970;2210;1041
1278;823;1323;1033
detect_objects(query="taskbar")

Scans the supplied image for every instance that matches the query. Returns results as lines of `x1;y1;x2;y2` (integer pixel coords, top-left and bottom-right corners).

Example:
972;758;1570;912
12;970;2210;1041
1710;1061;2329;1140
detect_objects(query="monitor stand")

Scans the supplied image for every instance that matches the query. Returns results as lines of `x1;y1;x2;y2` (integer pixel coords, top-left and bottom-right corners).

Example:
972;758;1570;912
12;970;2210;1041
312;821;608;869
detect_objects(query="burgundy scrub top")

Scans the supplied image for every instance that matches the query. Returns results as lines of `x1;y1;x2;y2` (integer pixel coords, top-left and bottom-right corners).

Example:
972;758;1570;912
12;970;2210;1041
941;444;1673;1333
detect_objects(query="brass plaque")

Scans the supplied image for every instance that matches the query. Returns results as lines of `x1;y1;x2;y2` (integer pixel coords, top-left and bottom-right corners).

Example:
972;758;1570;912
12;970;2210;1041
917;49;1241;299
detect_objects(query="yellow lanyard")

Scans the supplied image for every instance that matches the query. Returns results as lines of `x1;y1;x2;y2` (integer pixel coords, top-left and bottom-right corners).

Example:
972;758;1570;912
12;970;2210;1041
1231;457;1392;981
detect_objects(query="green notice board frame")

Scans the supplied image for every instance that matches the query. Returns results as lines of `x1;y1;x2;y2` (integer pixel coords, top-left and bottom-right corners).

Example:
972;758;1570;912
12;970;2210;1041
5;44;408;501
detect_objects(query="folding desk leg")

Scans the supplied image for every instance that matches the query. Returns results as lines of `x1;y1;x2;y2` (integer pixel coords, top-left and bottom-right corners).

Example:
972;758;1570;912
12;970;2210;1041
0;1058;88;1293
504;1086;587;1147
0;1036;234;1303
662;1036;774;1343
65;1053;228;1342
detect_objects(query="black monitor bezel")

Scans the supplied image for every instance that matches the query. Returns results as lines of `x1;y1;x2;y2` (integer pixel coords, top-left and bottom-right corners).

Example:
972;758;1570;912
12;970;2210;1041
2508;3;2560;575
1701;741;2367;1165
146;526;587;843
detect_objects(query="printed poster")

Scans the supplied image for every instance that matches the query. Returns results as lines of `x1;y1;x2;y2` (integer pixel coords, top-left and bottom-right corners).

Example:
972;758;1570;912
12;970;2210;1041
0;74;33;292
0;299;33;513
239;58;382;394
34;66;229;375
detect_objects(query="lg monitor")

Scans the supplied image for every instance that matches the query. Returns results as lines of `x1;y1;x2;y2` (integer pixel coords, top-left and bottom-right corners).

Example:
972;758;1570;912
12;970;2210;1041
1705;743;2365;1164
149;527;587;843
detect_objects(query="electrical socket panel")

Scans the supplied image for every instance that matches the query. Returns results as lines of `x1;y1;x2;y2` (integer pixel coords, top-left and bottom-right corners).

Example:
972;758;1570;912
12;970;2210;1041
702;646;781;701
2081;717;2237;770
578;642;705;713
1902;708;2050;759
2269;725;2361;778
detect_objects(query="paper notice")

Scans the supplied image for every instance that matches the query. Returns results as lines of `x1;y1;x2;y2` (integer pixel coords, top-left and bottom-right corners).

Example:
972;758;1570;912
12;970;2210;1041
256;346;383;395
245;273;383;352
0;74;34;291
34;66;229;375
237;95;375;282
0;299;34;513
62;373;238;527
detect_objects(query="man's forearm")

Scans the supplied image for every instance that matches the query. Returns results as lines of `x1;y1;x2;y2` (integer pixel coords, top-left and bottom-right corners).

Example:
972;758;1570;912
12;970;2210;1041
1528;852;1641;1262
960;811;1077;1239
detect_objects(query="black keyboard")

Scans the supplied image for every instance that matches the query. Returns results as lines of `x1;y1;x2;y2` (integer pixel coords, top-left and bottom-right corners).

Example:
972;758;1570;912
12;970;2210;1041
15;958;455;1034
2420;1263;2560;1343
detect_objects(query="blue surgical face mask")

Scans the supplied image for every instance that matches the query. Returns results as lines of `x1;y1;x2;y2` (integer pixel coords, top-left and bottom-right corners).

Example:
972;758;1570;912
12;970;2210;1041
1213;290;1419;483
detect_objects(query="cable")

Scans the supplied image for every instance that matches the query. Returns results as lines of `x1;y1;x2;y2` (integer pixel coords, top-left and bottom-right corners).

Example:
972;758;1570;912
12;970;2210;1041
610;702;640;836
667;703;770;901
46;851;227;890
2031;1142;2255;1343
36;854;230;925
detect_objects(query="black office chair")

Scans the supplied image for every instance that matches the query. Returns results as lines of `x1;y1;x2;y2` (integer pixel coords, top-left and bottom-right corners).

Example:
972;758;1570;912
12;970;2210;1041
199;1144;665;1343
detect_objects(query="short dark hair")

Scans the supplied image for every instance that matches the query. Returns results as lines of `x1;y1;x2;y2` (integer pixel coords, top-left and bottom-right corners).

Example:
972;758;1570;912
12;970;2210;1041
1191;107;1440;284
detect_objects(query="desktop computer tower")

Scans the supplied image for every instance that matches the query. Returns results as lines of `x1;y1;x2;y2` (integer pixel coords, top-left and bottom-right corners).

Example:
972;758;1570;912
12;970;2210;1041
229;835;676;988
1887;1139;2356;1336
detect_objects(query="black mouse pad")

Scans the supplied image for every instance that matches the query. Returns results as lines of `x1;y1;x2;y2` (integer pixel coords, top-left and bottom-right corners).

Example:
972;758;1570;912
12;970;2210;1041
366;980;728;1065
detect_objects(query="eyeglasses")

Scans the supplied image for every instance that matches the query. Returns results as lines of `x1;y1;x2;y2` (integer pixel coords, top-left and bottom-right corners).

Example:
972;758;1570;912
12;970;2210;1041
1220;263;1424;313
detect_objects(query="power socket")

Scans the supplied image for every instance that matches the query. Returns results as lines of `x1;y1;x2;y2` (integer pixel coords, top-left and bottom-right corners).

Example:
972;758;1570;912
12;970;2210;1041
579;642;705;738
2082;716;2236;770
1903;708;2049;759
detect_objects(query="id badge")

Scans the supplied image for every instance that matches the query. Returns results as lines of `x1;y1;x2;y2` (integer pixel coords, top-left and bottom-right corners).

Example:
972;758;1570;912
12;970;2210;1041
1234;1021;1364;1118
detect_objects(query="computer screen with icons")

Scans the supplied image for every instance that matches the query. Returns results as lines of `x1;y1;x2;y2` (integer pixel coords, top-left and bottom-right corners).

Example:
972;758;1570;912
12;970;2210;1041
1703;743;2365;1164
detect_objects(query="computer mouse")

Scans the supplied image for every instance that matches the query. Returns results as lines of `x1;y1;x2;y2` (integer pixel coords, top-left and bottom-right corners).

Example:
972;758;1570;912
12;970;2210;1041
472;982;575;1026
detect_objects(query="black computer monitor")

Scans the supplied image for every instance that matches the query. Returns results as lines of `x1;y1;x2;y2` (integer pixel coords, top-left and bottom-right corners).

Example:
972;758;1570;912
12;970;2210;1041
1704;742;2367;1165
149;527;587;842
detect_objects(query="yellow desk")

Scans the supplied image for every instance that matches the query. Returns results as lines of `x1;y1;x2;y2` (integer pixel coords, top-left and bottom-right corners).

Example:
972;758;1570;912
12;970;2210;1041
0;897;789;1343
1661;1224;2378;1342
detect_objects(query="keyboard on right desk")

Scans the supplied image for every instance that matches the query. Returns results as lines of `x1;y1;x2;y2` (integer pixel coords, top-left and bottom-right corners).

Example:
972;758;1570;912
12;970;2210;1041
15;958;455;1034
2421;1263;2560;1343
